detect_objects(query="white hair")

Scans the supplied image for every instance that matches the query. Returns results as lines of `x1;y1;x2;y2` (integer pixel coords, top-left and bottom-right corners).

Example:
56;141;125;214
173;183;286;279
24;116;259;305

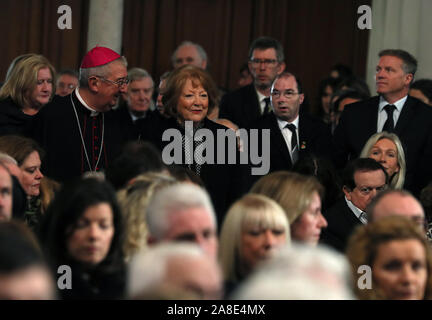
232;243;355;300
79;56;128;88
146;183;216;240
171;41;208;66
0;152;17;166
127;242;204;298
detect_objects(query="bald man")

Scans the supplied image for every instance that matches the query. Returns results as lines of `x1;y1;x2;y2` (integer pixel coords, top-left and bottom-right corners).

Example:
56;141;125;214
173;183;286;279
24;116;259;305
367;189;426;231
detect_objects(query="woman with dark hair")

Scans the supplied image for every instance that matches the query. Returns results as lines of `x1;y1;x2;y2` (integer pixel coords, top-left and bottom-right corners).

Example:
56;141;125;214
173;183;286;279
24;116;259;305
39;178;126;299
0;135;49;228
292;154;342;211
410;79;432;106
315;77;342;124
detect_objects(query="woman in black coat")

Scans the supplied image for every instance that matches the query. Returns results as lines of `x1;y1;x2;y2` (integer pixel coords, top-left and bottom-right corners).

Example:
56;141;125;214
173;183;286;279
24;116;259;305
0;54;56;136
140;65;249;225
39;177;126;300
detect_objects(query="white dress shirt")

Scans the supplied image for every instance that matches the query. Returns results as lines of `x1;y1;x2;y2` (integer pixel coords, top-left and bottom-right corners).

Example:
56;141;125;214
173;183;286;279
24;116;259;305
256;89;270;114
377;95;407;131
277;116;299;162
345;196;368;224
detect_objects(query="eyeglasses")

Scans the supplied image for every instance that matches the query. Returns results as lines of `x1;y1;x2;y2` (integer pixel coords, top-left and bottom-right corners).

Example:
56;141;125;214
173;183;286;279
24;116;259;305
96;76;130;87
58;83;76;90
411;216;428;231
130;87;154;95
249;59;278;67
271;90;300;99
356;184;388;196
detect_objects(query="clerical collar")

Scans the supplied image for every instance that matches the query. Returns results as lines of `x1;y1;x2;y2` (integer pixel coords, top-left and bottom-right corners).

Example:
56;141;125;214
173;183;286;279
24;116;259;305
378;95;407;114
345;196;368;224
75;88;99;117
277;115;299;131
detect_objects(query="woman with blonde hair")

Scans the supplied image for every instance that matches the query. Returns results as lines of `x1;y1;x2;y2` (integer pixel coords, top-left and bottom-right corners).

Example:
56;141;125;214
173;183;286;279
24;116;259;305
117;172;178;261
219;193;290;296
347;216;432;300
251;171;327;245
359;131;406;189
0;54;56;135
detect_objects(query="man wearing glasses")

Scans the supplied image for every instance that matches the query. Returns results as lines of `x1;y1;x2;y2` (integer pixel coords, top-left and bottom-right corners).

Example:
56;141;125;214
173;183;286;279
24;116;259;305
219;37;285;129
249;72;332;183
30;46;133;182
55;69;79;97
321;158;388;252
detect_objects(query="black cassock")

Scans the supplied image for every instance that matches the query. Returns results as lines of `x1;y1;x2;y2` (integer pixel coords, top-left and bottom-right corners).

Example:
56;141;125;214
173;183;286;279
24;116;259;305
28;91;134;183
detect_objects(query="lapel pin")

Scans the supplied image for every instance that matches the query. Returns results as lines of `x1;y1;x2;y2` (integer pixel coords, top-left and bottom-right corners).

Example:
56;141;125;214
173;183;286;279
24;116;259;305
300;141;307;150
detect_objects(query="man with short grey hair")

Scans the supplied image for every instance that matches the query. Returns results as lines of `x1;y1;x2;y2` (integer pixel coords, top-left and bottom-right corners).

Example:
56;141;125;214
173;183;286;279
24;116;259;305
116;67;155;139
171;41;207;70
128;243;222;299
146;183;218;258
333;49;432;195
31;46;133;182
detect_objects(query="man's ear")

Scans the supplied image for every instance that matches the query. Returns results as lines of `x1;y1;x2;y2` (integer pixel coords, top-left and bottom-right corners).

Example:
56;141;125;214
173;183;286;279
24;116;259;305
343;186;352;201
201;59;207;70
87;76;100;93
277;62;286;75
405;73;413;87
299;93;305;105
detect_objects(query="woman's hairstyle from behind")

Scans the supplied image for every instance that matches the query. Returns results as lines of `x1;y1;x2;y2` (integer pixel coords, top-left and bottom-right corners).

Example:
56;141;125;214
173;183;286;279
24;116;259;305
0;135;44;166
38;178;124;271
105;140;166;190
250;171;324;225
117;172;178;261
346;216;432;300
359;131;406;189
161;65;219;119
4;53;36;82
0;54;56;109
292;154;342;210
218;194;290;283
411;79;432;103
39;177;61;214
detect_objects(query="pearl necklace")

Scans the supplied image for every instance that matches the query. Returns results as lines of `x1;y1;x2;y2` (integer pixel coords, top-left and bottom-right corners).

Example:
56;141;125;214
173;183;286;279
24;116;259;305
70;95;105;172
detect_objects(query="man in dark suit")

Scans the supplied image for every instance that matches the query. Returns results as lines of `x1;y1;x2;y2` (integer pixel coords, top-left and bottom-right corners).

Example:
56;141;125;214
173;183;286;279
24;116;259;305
251;72;332;180
333;49;432;194
321;158;388;252
219;37;286;129
116;67;155;139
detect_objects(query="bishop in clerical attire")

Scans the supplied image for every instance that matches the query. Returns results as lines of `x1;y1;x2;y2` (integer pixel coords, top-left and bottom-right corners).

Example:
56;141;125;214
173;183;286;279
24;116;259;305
29;46;135;183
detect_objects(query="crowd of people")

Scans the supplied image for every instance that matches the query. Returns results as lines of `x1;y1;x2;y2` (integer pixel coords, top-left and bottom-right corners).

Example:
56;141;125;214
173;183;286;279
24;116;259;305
1;36;432;300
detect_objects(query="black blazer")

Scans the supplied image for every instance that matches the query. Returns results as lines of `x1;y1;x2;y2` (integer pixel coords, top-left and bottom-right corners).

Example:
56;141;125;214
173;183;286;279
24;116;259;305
320;198;362;253
219;84;261;129
140;116;249;225
251;112;333;176
333;95;432;193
